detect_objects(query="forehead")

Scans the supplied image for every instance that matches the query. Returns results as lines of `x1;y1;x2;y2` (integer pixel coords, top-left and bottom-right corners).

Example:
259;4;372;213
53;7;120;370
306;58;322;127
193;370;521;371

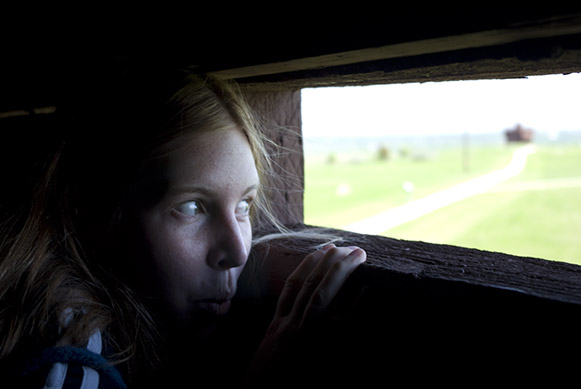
164;128;259;189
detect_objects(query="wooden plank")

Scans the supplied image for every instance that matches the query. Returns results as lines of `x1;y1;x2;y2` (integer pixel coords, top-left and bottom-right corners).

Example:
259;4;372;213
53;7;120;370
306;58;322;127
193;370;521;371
212;14;581;80
243;90;304;227
242;226;581;386
235;35;581;90
249;226;581;306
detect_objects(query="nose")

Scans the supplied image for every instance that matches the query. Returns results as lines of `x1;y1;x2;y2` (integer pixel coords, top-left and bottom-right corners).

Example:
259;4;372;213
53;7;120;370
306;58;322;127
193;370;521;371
207;213;250;271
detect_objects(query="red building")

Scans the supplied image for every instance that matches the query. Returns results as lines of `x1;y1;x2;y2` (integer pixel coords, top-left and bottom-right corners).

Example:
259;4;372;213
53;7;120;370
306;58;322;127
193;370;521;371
505;123;533;142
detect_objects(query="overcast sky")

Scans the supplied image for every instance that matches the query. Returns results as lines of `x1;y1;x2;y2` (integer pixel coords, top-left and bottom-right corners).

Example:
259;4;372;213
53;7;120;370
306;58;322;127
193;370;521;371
301;73;581;138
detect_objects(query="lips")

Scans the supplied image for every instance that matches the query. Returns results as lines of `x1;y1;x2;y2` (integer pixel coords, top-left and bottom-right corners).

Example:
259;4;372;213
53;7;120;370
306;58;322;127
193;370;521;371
194;274;237;316
197;298;232;315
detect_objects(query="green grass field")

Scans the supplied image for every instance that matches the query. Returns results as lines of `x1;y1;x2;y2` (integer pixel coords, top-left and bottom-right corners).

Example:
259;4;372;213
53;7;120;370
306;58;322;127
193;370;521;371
304;143;581;265
305;145;515;227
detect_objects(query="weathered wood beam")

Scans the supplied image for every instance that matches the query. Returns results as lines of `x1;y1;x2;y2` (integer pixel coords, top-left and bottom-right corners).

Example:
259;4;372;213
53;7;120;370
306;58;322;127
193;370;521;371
243;90;304;226
242;226;581;385
250;226;581;306
212;14;581;81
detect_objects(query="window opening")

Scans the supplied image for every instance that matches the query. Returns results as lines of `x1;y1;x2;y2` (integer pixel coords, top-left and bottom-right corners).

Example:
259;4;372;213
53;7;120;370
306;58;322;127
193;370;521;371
302;73;581;265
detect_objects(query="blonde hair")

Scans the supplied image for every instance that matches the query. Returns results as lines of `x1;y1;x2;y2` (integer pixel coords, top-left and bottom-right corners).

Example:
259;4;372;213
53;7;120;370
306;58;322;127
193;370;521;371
153;73;282;233
0;69;290;383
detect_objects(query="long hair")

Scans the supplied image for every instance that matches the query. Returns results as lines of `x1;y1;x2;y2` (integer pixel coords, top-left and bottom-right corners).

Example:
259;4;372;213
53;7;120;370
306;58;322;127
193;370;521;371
0;67;280;382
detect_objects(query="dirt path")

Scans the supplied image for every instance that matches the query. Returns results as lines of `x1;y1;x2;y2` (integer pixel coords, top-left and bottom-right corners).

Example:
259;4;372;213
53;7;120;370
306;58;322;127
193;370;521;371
343;144;537;235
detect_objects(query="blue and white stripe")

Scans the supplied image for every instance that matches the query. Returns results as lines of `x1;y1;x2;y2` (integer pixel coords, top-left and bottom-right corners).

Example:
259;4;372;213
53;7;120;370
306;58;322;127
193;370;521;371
43;329;103;389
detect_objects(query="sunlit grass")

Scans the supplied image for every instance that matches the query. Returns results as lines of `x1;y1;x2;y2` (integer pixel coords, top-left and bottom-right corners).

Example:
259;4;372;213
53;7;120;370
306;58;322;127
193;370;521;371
304;144;581;265
387;187;581;265
386;145;581;264
305;145;514;228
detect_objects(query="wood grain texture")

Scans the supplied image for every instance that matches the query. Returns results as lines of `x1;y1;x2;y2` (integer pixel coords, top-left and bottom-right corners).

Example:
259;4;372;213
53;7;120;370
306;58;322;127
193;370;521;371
241;226;581;386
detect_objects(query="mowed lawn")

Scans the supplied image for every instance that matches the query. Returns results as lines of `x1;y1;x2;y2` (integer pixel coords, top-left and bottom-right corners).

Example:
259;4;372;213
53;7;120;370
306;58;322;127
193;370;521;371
305;144;581;265
386;145;581;265
304;145;514;228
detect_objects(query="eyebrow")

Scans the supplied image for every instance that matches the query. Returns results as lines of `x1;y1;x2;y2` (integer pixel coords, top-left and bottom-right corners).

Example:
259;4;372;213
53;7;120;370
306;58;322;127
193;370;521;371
169;184;259;197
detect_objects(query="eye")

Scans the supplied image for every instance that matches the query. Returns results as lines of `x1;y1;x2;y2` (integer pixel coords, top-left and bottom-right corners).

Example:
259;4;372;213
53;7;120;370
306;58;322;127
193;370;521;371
174;200;202;217
236;199;251;216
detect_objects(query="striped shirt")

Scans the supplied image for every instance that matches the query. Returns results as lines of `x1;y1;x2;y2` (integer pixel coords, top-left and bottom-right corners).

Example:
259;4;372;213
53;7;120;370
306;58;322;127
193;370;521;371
16;327;127;389
43;329;105;389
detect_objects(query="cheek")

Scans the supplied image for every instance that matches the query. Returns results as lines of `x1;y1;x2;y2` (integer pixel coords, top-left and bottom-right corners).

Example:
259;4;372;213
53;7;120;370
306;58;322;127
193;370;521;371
136;218;208;295
243;221;253;253
156;232;205;275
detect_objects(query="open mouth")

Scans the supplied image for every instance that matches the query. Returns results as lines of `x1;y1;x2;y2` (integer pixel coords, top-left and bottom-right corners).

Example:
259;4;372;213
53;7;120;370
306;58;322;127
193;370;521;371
197;299;232;316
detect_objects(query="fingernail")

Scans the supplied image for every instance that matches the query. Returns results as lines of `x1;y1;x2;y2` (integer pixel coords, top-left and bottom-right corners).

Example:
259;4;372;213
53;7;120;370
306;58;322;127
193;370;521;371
348;248;366;262
320;243;335;252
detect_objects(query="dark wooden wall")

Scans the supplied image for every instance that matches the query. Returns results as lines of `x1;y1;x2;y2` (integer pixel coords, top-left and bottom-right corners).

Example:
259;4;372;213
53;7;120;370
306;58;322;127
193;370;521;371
243;90;304;226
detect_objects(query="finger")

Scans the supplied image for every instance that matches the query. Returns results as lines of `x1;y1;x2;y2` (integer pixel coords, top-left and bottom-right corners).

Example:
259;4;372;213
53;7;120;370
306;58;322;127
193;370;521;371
291;247;363;323
275;248;325;318
300;248;366;328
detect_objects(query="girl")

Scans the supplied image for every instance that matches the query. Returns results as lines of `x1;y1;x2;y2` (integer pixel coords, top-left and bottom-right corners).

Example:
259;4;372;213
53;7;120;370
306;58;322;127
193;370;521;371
0;67;366;387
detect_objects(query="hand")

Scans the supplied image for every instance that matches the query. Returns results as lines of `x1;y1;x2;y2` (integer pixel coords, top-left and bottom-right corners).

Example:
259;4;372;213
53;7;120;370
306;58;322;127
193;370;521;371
246;244;366;381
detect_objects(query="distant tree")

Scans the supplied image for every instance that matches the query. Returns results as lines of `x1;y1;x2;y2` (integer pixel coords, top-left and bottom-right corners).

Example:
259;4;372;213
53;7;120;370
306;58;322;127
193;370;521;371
326;152;337;164
399;147;410;159
377;145;390;161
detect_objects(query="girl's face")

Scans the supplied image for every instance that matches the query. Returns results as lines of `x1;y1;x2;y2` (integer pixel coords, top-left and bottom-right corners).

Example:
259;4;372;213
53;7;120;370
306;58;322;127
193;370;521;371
133;128;259;325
